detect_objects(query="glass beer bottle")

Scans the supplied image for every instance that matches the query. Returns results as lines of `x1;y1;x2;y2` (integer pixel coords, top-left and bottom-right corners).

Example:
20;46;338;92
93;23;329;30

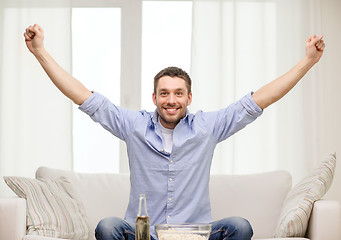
135;194;150;240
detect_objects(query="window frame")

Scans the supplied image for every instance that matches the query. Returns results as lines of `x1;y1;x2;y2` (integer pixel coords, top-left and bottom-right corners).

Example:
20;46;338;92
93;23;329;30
72;0;142;173
71;0;192;173
72;0;142;111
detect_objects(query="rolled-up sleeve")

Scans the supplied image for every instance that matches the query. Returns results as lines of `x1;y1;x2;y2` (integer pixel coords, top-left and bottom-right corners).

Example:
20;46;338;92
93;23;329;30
79;92;106;116
78;92;136;141
213;92;263;142
241;92;263;116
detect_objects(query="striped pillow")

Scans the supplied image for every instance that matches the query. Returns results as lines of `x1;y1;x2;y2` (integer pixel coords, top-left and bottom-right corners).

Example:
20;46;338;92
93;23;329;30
4;176;90;239
274;153;336;237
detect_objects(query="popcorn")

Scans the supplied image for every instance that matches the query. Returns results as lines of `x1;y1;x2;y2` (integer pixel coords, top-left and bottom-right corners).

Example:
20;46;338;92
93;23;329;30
155;224;211;240
157;231;208;240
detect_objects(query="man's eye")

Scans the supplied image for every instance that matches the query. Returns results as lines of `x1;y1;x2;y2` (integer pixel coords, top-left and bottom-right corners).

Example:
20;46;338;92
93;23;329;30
176;92;183;96
160;92;167;96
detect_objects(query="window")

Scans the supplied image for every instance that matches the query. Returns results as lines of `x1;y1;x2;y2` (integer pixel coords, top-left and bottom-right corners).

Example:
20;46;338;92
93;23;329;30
71;0;192;173
141;1;192;111
71;0;142;173
72;8;121;173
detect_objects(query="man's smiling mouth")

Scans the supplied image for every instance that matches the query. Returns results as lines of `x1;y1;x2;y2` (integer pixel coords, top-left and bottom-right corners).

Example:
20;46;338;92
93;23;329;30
164;107;180;114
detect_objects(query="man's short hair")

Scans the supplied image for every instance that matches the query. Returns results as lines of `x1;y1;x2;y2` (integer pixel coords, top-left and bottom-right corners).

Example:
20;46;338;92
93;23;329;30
154;66;192;94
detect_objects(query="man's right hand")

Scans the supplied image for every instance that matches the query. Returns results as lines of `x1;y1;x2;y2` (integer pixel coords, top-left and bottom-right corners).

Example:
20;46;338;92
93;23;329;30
24;24;45;54
23;24;92;105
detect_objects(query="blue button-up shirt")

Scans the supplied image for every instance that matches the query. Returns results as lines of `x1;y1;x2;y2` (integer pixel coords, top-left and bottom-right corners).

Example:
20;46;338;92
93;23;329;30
79;91;262;237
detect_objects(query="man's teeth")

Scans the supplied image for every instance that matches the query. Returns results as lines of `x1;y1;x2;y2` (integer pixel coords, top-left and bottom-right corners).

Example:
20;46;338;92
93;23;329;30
167;109;177;112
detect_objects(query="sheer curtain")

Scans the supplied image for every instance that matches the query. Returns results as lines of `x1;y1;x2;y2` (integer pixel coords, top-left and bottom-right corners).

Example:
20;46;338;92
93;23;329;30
0;0;340;199
0;0;72;197
190;0;328;182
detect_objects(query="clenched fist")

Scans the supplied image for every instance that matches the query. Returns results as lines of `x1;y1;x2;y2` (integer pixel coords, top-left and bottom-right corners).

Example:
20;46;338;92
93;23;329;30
24;24;45;55
305;35;325;64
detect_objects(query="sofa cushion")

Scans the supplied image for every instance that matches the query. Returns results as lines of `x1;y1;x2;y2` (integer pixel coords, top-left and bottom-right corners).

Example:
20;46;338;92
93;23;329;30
36;167;130;238
209;170;292;239
274;153;336;237
3;176;89;240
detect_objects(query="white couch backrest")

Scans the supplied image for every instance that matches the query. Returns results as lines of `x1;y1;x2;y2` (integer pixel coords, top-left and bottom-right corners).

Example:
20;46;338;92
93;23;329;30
36;167;292;239
36;167;130;237
209;171;292;238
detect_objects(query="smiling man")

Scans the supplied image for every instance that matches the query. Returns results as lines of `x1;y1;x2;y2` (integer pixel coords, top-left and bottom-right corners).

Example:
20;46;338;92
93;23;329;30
153;70;192;129
24;24;325;240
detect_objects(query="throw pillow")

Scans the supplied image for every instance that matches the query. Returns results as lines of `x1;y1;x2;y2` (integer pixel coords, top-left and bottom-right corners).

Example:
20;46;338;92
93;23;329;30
274;153;336;237
4;176;90;240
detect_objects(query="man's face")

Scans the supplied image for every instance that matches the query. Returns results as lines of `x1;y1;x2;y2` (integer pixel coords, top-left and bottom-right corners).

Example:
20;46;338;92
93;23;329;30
153;76;192;129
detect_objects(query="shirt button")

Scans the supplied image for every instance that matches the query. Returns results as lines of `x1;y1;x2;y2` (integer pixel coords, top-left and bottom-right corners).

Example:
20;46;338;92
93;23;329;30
168;198;172;201
169;178;173;182
167;215;170;219
170;160;173;163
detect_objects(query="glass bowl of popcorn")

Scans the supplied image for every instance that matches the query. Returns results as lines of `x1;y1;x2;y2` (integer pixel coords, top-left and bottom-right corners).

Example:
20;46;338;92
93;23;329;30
155;224;211;240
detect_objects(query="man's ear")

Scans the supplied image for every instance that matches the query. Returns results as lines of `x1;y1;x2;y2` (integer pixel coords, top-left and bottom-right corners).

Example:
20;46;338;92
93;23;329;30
152;92;157;106
187;92;193;106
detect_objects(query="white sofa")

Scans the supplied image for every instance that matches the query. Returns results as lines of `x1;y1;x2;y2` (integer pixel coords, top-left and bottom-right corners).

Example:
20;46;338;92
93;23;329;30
1;167;340;240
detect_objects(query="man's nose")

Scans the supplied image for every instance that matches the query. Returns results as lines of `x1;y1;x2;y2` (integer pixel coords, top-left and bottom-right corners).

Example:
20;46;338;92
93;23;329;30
167;93;176;104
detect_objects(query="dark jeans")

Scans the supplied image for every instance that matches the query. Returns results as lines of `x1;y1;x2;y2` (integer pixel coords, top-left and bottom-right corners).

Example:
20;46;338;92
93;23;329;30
95;216;253;240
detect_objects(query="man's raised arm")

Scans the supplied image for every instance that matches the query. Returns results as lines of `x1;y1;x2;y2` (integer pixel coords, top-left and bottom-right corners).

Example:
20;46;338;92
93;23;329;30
252;35;325;109
24;24;92;105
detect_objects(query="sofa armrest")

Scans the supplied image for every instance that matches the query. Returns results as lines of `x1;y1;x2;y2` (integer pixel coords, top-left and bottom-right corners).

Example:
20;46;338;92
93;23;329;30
306;199;341;240
0;198;26;240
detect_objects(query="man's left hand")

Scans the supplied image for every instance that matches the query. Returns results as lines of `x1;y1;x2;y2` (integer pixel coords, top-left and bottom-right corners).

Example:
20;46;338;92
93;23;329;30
305;35;325;64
